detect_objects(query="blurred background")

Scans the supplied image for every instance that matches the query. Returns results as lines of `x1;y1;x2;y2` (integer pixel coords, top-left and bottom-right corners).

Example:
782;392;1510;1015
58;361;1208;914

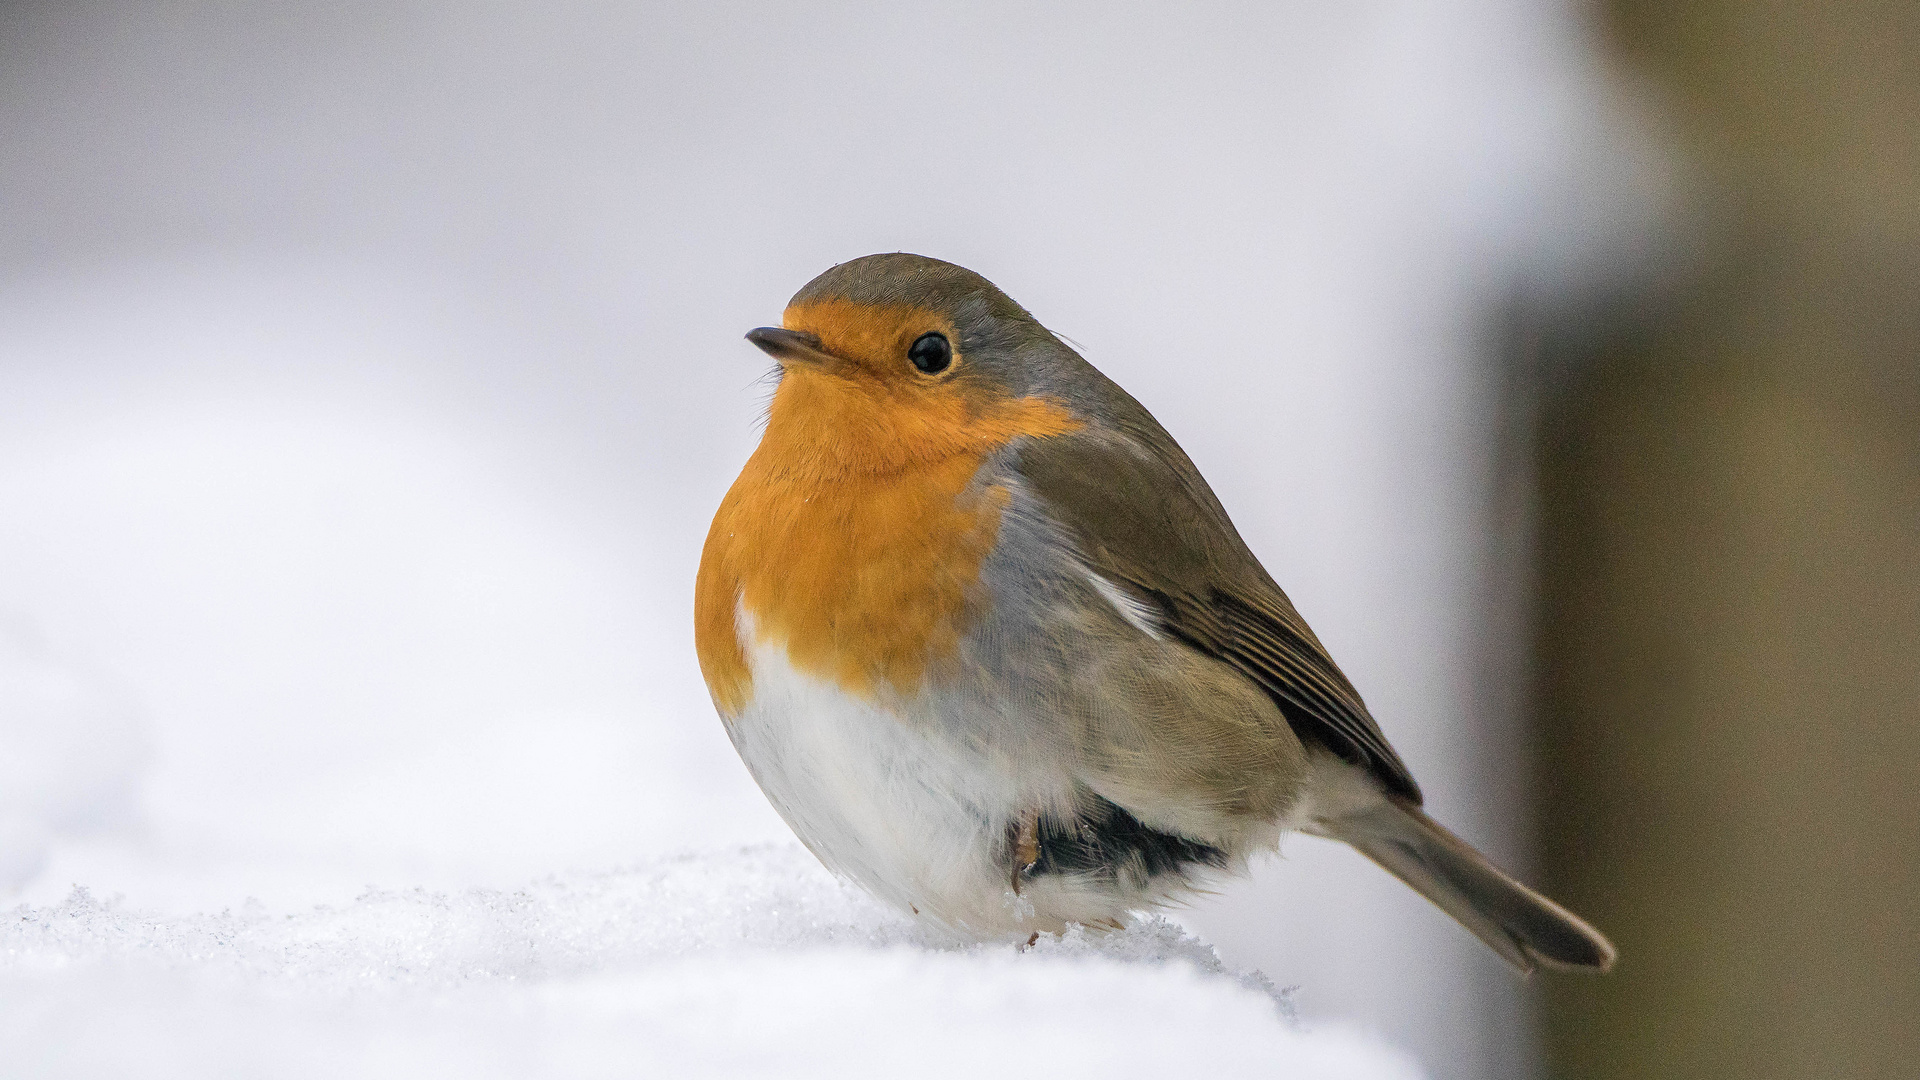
0;2;1911;1079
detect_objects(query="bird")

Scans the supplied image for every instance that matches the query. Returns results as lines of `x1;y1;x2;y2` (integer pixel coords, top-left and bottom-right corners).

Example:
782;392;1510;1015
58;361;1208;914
695;252;1616;974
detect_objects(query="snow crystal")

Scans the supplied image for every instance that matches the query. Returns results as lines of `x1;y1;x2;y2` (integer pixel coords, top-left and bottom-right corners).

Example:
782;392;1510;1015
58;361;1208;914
2;845;1421;1079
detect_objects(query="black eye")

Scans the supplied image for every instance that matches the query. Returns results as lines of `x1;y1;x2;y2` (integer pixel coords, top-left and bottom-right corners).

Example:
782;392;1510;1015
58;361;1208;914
907;332;952;374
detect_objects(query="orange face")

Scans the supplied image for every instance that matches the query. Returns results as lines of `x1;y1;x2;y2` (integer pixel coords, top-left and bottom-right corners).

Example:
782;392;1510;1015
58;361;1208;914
758;298;1074;478
781;298;959;384
694;299;1083;716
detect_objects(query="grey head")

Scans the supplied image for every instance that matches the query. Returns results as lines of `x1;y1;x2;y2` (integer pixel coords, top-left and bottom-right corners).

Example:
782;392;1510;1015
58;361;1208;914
778;252;1138;419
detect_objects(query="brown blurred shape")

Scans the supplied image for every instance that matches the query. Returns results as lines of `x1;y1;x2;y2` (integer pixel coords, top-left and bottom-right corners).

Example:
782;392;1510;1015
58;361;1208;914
1532;3;1920;1079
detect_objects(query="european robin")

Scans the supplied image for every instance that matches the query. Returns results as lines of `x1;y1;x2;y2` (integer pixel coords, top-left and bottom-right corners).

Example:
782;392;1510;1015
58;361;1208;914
696;253;1615;973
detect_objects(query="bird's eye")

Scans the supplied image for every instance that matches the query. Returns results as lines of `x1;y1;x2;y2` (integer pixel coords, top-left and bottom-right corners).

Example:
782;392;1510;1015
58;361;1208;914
907;332;952;374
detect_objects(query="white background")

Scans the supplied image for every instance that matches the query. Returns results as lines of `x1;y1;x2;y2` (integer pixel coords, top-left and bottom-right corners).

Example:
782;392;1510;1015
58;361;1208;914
0;3;1652;1077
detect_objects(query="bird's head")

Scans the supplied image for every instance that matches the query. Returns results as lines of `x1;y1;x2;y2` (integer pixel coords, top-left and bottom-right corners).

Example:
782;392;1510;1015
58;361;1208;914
745;253;1086;473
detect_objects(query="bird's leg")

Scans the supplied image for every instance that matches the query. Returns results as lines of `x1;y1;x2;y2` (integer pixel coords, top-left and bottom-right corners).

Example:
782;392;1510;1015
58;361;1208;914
1010;809;1040;894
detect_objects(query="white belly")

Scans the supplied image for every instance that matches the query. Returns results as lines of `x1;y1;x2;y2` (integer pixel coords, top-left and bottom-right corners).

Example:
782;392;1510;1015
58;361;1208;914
725;634;1045;934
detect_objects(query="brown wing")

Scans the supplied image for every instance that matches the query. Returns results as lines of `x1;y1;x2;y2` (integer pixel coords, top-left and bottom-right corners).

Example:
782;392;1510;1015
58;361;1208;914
1016;427;1423;804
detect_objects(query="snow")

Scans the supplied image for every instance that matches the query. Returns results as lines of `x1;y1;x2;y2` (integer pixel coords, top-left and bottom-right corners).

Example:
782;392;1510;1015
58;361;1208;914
3;845;1421;1079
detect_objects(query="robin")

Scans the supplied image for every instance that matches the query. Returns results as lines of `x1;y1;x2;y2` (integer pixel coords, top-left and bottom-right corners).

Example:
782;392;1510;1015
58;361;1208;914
695;253;1615;974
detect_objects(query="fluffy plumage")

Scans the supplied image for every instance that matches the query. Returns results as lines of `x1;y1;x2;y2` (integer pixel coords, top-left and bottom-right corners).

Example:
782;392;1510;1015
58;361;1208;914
695;252;1616;973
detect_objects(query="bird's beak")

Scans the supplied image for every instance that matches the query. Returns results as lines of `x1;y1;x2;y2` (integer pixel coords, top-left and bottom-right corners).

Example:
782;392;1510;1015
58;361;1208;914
746;327;835;368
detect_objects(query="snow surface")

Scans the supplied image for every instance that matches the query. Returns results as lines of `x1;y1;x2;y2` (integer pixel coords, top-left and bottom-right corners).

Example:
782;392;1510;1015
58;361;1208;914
4;844;1421;1079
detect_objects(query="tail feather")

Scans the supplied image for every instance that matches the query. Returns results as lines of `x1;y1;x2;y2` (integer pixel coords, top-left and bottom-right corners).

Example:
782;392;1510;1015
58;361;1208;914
1323;796;1616;975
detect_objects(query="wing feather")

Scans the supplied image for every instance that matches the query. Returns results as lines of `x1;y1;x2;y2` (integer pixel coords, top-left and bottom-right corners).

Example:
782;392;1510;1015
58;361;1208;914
1016;429;1423;804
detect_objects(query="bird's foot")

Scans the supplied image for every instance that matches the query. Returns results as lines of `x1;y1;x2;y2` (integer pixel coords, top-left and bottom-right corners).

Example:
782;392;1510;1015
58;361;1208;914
1010;808;1040;895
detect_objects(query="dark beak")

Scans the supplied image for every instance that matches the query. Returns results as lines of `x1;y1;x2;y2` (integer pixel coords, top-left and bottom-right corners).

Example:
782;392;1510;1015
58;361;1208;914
746;326;833;366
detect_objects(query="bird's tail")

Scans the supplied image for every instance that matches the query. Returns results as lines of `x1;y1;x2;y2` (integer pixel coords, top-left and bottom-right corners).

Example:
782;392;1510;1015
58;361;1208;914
1320;796;1616;975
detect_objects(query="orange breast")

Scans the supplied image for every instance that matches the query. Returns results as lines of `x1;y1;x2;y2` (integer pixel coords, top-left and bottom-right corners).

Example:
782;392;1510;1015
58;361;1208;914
694;362;1080;718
